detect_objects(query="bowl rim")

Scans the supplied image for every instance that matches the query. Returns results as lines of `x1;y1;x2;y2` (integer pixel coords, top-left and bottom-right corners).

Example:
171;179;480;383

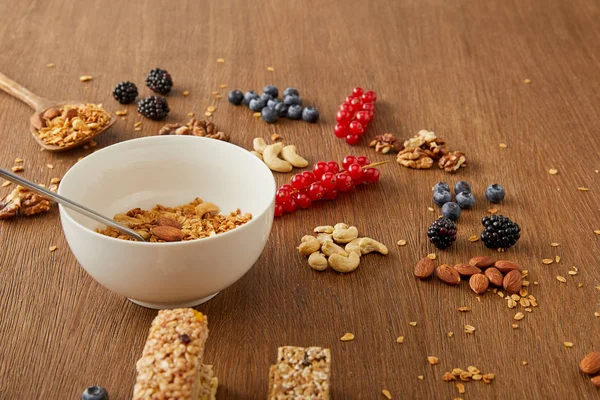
58;135;276;246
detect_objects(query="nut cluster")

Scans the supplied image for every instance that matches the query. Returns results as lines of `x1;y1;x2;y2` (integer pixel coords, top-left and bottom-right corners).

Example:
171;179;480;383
396;130;467;172
251;137;308;172
0;186;52;219
369;133;403;154
297;223;388;273
158;118;229;141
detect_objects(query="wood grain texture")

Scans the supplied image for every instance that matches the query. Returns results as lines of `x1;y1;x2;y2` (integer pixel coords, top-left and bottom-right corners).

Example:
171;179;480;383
1;0;599;398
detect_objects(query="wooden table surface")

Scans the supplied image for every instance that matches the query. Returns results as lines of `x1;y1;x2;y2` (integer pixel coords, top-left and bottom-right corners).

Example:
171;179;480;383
1;0;599;399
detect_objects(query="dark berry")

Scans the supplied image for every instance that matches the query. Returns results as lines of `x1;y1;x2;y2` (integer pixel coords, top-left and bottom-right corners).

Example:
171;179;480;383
454;181;471;194
456;191;475;209
81;386;109;400
427;217;457;250
480;215;520;250
485;184;506;203
260;93;274;102
137;96;169;120
287;104;302;120
274;102;288;117
227;90;244;105
244;91;259;105
112;81;138;104
441;202;461;221
267;99;280;108
433;182;450;194
284;95;302;106
263;85;279;98
249;98;266;112
283;87;299;97
433;190;452;207
261;107;278;123
145;68;172;95
302;107;319;123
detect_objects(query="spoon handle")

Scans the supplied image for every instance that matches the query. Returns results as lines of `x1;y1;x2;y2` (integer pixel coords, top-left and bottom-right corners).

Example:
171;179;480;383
0;72;53;111
0;168;147;242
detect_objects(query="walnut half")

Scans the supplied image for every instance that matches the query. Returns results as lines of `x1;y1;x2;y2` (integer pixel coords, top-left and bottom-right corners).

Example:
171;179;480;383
0;186;52;219
397;148;434;169
438;151;467;172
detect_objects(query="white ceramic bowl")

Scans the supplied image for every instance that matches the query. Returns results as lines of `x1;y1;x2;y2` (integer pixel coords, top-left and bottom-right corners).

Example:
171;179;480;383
59;136;275;309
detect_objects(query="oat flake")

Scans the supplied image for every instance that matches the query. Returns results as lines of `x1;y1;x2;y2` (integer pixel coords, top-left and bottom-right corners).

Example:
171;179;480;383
556;276;567;283
549;168;558;175
468;235;479;242
396;336;404;343
49;246;57;252
499;143;507;148
427;253;436;260
183;90;190;96
563;341;573;348
550;242;559;247
382;389;392;399
397;240;407;246
578;187;589;191
340;333;355;341
409;322;417;327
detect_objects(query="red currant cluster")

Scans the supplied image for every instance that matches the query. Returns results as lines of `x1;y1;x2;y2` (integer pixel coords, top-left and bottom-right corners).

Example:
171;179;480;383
334;87;377;145
275;155;382;217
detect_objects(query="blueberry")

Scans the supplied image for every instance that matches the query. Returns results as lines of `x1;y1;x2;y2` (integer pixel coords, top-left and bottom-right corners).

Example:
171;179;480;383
433;190;452;207
283;87;299;97
442;202;461;221
274;102;288;117
260;93;274;102
284;95;302;106
261;107;278;123
434;182;450;193
267;99;280;108
302;107;319;123
249;98;266;112
243;90;259;105
287;104;303;120
263;85;279;98
456;191;475;209
454;181;471;194
485;184;505;203
227;90;244;105
82;386;109;400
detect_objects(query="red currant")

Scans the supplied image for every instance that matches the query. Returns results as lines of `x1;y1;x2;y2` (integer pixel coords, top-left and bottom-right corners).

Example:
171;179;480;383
352;87;364;97
339;103;353;113
282;198;297;213
324;189;338;200
334;123;349;138
327;161;340;173
349;121;364;135
312;161;329;178
367;110;375;121
335;172;354;192
301;171;316;184
362;102;375;111
342;155;358;170
347;163;363;181
291;174;308;190
363;167;380;183
349;97;363;113
276;188;291;204
345;134;360;145
308;182;325;200
320;172;337;190
356;156;371;166
295;193;312;209
336;110;352;122
355;110;370;124
280;184;293;192
345;95;355;104
274;204;284;217
362;90;377;103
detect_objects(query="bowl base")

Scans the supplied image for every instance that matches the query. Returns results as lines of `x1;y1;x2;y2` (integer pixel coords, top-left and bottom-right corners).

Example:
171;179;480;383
128;292;219;310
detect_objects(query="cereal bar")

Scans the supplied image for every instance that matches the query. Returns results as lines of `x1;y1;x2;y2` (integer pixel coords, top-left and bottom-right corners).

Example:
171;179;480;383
268;346;331;399
133;308;217;400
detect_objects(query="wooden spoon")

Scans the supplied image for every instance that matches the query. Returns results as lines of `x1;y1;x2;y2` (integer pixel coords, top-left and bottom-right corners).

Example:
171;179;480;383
0;72;115;152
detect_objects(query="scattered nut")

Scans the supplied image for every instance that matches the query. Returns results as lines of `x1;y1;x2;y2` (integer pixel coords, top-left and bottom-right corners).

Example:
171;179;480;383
469;256;495;268
329;252;361;273
321;239;348;257
503;270;523;294
484;267;504;287
332;223;359;244
281;145;309;168
314;226;334;234
414;257;435;279
437;264;461;286
297;235;321;256
494;260;522;274
454;264;481;277
469;274;489;294
263;143;293;173
308;252;328;271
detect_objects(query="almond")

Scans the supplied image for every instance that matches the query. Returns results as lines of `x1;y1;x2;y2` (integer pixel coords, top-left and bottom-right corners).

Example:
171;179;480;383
453;263;481;276
158;216;182;230
414;257;435;279
436;264;461;286
580;352;600;375
64;108;78;120
503;269;523;294
468;256;495;268
151;225;184;242
592;375;600;388
495;260;522;274
43;107;61;120
30;113;45;130
469;273;489;294
484;267;504;287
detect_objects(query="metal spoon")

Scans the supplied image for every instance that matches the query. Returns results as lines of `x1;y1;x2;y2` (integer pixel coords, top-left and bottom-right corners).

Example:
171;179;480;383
0;168;146;242
0;72;115;152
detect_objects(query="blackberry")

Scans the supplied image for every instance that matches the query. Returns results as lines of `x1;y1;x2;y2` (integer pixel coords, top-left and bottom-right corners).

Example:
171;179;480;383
145;68;173;94
137;96;170;120
112;81;138;104
480;215;520;250
427;217;457;250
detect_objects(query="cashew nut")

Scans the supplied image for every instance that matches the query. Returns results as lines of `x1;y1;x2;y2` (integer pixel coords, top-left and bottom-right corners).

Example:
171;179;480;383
253;137;267;153
358;237;389;255
332;223;359;244
344;238;362;255
314;225;334;234
195;202;219;216
281;145;309;168
308;252;328;271
321;239;348;257
316;232;333;245
297;235;321;256
263;143;293;173
329;252;361;273
250;150;263;160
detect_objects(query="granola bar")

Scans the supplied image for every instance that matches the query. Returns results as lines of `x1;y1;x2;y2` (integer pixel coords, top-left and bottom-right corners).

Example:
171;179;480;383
133;308;217;400
268;346;331;399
